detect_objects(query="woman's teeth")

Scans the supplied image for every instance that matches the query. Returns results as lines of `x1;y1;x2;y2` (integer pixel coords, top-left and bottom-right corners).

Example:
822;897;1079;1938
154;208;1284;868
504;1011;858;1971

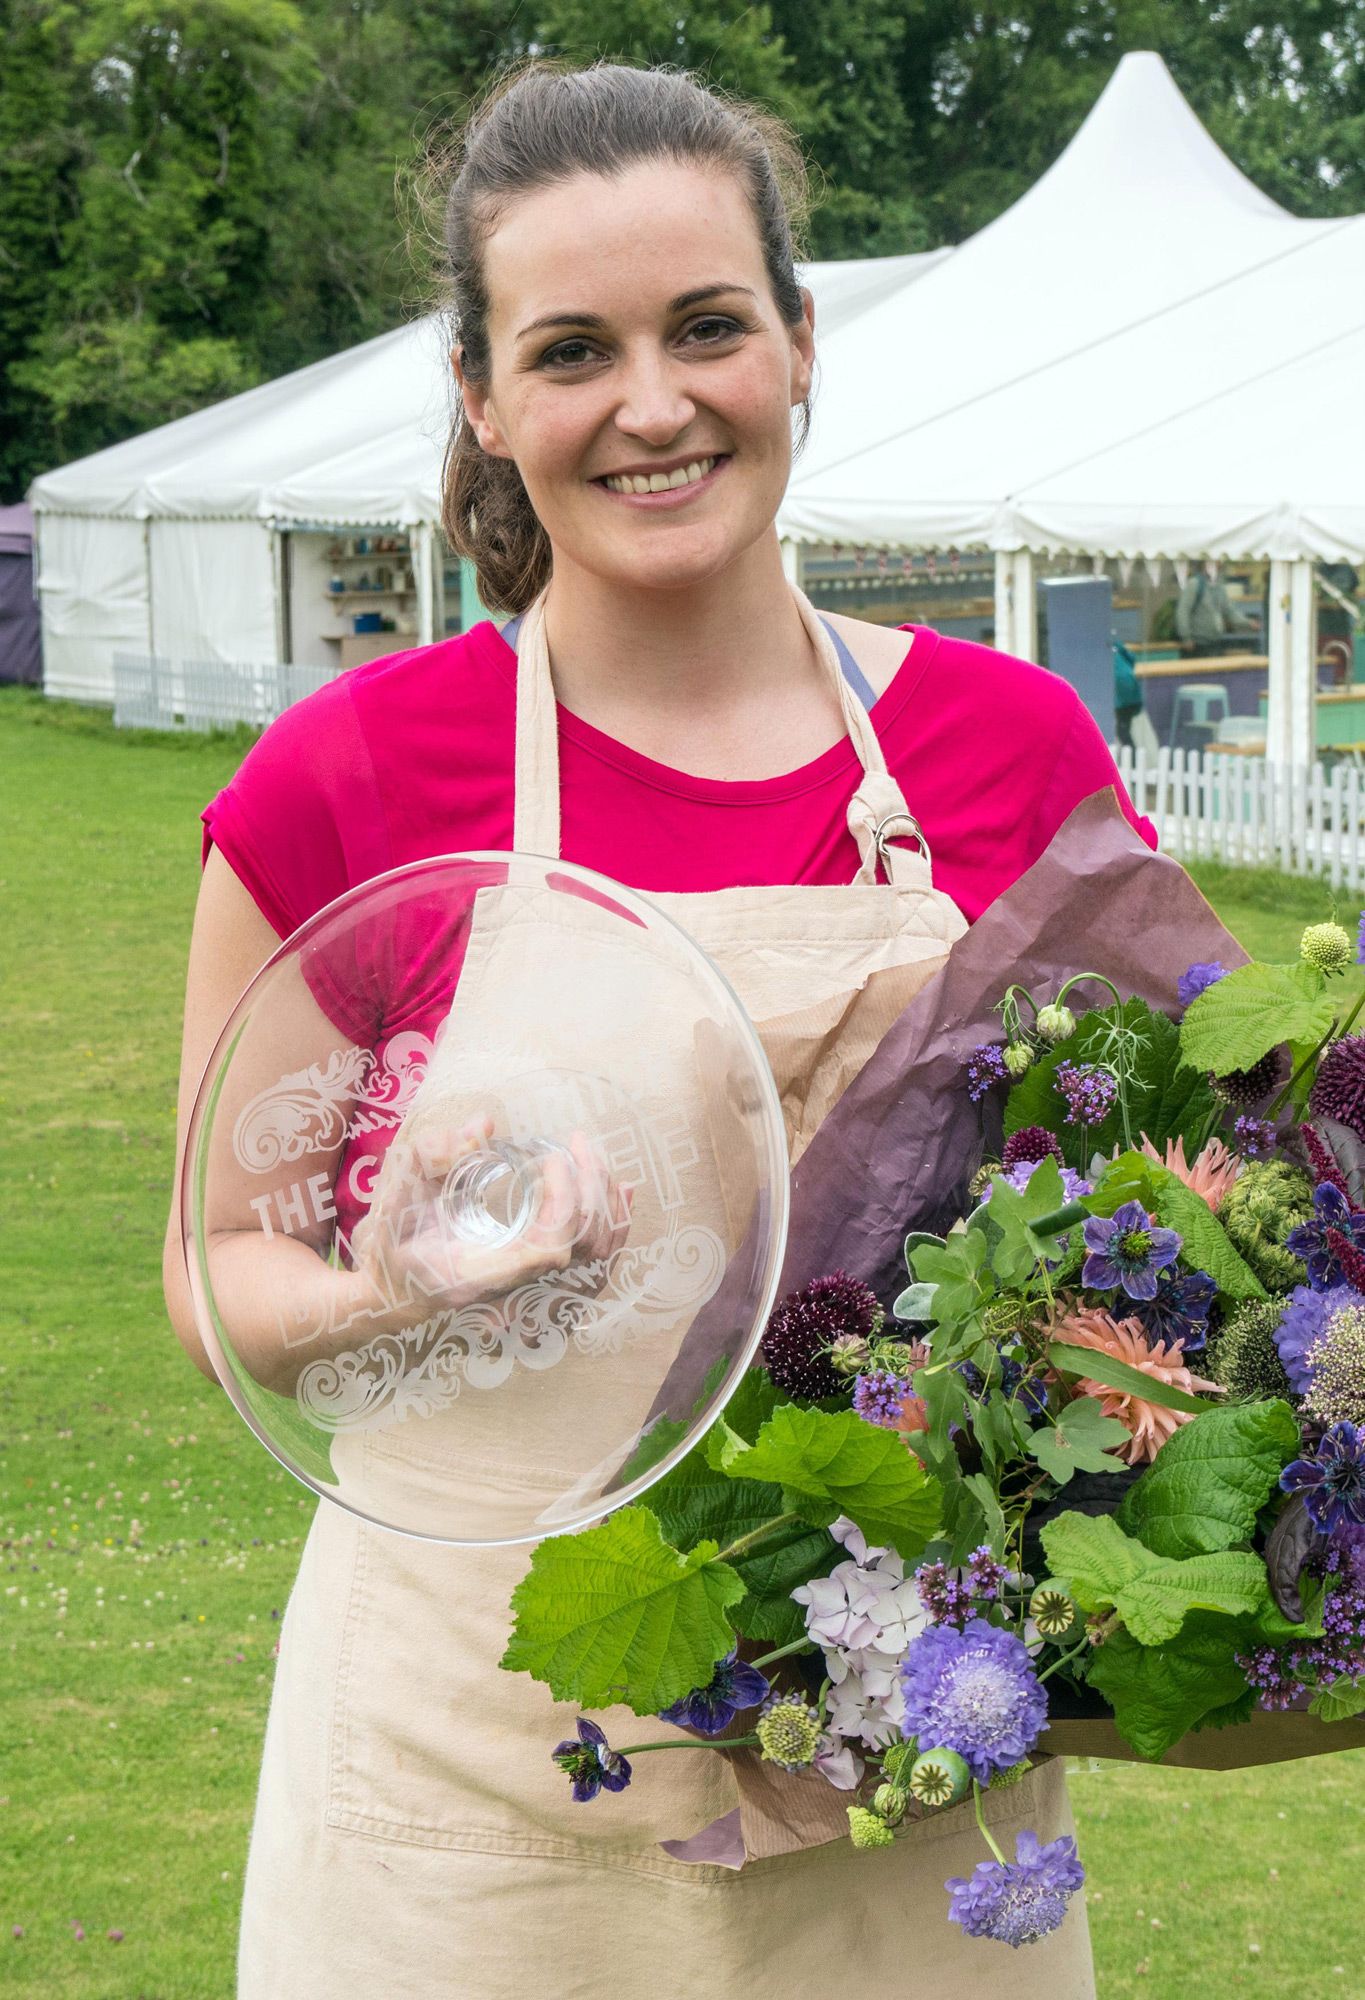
602;456;718;495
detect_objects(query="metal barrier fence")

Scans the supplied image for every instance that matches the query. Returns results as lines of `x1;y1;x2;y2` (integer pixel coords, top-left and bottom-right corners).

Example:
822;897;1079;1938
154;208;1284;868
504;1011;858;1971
111;653;338;732
1114;744;1365;890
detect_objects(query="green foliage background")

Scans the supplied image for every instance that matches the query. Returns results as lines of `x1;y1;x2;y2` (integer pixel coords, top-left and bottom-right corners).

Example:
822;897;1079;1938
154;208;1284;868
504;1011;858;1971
6;0;1365;501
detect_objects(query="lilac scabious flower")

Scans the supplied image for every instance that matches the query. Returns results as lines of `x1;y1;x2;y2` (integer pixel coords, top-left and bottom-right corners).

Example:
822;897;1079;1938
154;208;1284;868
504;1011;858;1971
980;1159;1092;1203
899;1618;1048;1783
1285;1181;1365;1290
853;1370;913;1428
657;1647;771;1735
1233;1115;1275;1160
946;1830;1085;1948
1132;1267;1216;1351
1081;1200;1181;1301
1054;1061;1120;1127
1178;961;1229;1009
1281;1422;1365;1537
968;1043;1011;1103
552;1718;632;1802
1274;1283;1361;1391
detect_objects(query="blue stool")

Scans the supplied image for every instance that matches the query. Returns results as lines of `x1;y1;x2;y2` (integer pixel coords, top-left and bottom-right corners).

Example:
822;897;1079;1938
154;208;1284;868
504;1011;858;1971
1170;682;1230;749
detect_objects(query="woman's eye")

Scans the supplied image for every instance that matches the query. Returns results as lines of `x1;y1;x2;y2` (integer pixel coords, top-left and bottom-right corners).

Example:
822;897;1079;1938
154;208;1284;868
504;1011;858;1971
686;316;743;344
542;339;598;369
541;317;743;369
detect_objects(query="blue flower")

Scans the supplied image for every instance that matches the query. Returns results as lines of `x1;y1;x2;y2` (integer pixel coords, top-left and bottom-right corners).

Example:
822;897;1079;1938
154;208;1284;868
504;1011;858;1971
946;1830;1086;1948
551;1718;632;1802
1132;1267;1216;1351
853;1370;913;1428
900;1617;1048;1783
1232;1115;1275;1159
1275;1284;1363;1393
1178;961;1229;1009
967;1043;1010;1103
1285;1182;1365;1290
1281;1422;1365;1537
1081;1201;1181;1302
657;1649;771;1735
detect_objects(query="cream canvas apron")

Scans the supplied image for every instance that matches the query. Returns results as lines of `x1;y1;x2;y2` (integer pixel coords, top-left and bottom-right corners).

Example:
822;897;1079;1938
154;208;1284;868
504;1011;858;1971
237;583;1095;1997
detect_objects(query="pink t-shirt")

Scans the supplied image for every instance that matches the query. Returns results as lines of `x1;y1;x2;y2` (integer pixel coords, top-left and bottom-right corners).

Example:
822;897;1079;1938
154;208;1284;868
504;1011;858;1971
202;617;1155;932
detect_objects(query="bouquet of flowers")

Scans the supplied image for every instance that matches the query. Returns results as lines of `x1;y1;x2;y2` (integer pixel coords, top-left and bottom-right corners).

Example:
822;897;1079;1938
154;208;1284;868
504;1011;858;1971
497;795;1365;1950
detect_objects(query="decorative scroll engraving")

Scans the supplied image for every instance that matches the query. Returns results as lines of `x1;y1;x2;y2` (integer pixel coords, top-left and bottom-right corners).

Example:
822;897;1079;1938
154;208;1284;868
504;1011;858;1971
293;1221;727;1433
233;1032;436;1172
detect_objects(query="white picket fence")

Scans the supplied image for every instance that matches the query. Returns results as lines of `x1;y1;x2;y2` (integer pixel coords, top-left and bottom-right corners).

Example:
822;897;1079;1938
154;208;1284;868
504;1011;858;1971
1114;744;1365;889
111;653;338;732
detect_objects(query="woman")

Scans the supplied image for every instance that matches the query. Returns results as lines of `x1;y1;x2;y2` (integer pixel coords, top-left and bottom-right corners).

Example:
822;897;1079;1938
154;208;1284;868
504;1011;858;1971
164;57;1155;1997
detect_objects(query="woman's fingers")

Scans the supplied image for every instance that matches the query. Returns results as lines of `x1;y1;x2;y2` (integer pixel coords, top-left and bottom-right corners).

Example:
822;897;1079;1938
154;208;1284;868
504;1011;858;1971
411;1112;495;1182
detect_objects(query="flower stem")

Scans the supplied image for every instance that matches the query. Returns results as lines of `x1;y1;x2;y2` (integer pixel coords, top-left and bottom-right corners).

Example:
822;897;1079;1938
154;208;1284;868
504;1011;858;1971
972;1780;1007;1865
618;1733;761;1756
1038;1633;1093;1684
1266;979;1365;1120
717;1512;802;1564
750;1636;817;1671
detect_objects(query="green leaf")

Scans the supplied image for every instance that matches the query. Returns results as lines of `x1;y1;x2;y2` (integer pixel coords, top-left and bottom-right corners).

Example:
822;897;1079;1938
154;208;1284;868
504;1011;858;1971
1116;1401;1301;1558
1309;1678;1365;1722
909;1228;990;1337
727;1405;942;1561
1026;1398;1133;1485
1041;1510;1270;1645
643;1451;830;1648
1004;998;1218;1169
1086;1618;1259;1761
982;1157;1074;1285
1048;1340;1213;1416
962;1471;1007;1557
501;1506;743;1714
1178;960;1334;1077
892;1281;937;1323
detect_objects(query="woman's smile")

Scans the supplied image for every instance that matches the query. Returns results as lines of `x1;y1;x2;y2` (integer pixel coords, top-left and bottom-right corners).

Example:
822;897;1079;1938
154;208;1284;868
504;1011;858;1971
592;452;731;506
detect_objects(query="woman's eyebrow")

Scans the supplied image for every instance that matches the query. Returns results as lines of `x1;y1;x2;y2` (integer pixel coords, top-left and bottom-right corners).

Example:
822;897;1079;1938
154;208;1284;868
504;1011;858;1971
516;282;757;341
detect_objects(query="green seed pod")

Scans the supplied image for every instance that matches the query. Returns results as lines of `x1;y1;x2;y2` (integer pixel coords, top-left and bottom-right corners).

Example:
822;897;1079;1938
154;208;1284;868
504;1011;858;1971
1003;1041;1034;1079
847;1805;897;1850
879;1738;918;1786
969;1162;1002;1200
909;1748;971;1808
1036;1003;1077;1045
871;1783;909;1826
1029;1583;1079;1639
1300;922;1353;973
989;1759;1032;1789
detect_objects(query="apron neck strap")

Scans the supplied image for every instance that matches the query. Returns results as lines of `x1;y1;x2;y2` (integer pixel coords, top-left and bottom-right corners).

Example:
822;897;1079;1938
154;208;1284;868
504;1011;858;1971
511;578;931;887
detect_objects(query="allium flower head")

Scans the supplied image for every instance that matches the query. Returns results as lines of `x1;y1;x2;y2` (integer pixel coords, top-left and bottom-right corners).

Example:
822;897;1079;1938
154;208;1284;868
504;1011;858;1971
1052;1305;1221;1462
967;1043;1010;1102
552;1718;632;1802
1209;1298;1294;1400
656;1647;770;1735
1280;1422;1365;1537
946;1831;1086;1948
899;1618;1048;1783
756;1694;823;1771
1081;1200;1181;1300
1178;961;1228;1009
1285;1181;1365;1290
1002;1126;1066;1172
1055;1061;1119;1127
1310;1034;1365;1140
1301;922;1353;972
1211;1044;1289;1108
762;1270;881;1399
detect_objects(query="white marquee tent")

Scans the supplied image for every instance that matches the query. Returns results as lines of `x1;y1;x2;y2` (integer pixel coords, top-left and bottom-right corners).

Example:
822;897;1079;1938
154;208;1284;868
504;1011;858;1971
28;50;1359;759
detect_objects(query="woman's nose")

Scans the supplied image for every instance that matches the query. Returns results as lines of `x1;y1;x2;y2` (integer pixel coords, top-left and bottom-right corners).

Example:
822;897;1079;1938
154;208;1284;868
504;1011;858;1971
611;346;696;443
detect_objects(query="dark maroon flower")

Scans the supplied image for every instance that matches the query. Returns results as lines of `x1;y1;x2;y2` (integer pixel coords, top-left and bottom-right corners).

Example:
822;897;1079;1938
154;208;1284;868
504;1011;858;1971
1211;1044;1289;1107
761;1271;880;1398
1002;1126;1066;1172
1311;1034;1365;1140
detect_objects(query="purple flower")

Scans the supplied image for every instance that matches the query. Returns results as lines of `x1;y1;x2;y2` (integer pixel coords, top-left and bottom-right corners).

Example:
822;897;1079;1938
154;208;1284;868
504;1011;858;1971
968;1043;1010;1103
1281;1422;1365;1537
979;1160;1092;1203
1081;1201;1181;1301
1178;961;1229;1009
967;1546;1007;1603
1285;1181;1365;1290
1275;1283;1360;1392
1132;1267;1216;1351
946;1830;1085;1948
900;1618;1048;1783
762;1270;880;1399
1233;1115;1275;1159
657;1649;770;1735
551;1717;632;1802
1054;1061;1120;1127
1358;913;1365;968
853;1371;912;1428
1002;1126;1065;1172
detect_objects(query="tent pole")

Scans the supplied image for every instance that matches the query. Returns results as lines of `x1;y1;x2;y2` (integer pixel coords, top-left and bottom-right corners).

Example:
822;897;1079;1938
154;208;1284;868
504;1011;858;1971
1266;559;1293;769
780;538;803;589
993;551;1015;656
1289;557;1315;769
415;523;435;645
1011;550;1037;662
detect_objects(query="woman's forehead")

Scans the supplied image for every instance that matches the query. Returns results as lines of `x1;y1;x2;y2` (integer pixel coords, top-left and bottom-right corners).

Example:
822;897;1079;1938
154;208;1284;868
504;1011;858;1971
483;162;766;333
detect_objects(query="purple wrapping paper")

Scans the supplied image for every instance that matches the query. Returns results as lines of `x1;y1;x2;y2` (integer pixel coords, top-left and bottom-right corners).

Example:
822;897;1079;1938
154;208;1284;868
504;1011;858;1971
779;787;1249;1305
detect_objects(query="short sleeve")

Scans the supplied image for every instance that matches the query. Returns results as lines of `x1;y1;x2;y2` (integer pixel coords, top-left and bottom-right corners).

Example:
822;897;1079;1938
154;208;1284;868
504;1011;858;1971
200;674;390;941
1028;689;1159;860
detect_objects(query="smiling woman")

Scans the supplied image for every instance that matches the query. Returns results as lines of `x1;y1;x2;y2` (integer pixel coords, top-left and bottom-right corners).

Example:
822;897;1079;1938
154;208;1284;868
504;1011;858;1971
165;53;1150;2000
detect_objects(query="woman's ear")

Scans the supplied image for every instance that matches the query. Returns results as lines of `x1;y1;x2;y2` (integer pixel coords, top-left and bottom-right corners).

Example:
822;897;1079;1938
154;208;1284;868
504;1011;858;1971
450;346;510;458
790;288;816;406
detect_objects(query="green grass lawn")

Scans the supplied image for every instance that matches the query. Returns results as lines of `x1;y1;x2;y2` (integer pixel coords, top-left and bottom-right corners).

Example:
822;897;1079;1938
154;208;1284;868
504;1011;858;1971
2;685;1363;1998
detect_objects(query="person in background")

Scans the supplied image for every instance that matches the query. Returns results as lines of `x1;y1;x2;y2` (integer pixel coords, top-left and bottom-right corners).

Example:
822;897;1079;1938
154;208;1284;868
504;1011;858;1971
1174;568;1260;656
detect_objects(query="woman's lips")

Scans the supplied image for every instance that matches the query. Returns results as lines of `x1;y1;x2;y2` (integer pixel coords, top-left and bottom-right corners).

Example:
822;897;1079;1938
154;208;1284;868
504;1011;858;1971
592;455;730;507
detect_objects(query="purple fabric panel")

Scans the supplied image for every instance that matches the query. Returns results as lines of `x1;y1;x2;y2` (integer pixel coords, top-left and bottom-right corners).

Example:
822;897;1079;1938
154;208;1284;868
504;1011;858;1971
0;552;41;685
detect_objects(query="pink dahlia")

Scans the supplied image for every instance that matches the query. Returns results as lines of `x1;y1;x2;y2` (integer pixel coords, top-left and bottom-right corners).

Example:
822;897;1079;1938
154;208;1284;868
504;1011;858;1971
1052;1304;1222;1463
1139;1134;1244;1210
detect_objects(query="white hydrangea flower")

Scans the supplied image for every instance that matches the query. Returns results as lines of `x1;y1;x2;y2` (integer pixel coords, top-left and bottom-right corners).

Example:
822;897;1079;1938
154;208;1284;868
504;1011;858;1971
792;1516;933;1752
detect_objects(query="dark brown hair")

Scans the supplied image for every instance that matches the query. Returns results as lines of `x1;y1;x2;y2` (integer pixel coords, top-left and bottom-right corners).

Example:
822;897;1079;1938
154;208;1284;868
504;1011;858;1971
422;58;814;615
